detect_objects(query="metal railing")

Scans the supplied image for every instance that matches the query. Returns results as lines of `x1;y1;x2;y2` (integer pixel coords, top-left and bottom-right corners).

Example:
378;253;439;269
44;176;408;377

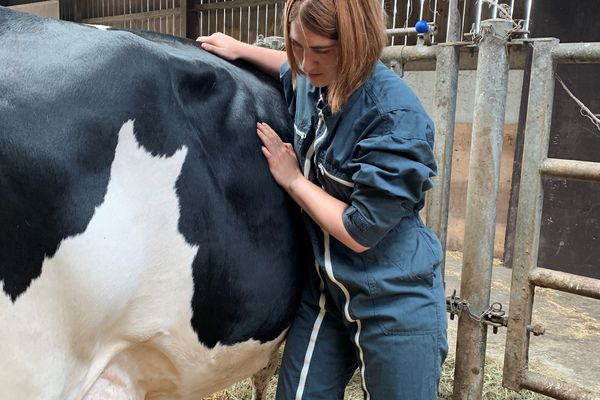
189;0;533;45
503;39;600;400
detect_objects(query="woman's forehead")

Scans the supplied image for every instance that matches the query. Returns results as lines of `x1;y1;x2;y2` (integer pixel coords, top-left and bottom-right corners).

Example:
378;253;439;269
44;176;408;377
289;20;337;47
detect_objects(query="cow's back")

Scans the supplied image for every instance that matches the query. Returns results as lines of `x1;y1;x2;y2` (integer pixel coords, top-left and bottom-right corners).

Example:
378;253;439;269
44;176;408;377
0;7;306;399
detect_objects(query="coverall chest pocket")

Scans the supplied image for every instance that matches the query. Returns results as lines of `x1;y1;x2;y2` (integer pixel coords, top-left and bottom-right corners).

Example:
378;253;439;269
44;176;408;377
293;118;314;159
365;225;442;335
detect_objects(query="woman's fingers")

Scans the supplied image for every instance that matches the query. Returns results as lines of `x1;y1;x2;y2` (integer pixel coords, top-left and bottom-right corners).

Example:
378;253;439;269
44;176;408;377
256;122;279;147
196;32;241;60
261;146;272;159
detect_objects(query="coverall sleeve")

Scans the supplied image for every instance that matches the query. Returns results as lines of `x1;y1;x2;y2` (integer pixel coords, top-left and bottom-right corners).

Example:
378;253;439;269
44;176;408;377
342;109;437;248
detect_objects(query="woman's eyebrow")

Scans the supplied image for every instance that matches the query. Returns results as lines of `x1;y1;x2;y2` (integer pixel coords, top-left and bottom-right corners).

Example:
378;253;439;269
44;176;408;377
290;37;336;50
309;44;337;50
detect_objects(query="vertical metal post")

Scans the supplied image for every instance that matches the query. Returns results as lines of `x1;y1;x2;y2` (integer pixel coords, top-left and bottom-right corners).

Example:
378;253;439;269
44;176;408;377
425;0;461;280
503;38;558;391
474;0;483;34
523;0;533;38
452;19;512;400
403;0;410;45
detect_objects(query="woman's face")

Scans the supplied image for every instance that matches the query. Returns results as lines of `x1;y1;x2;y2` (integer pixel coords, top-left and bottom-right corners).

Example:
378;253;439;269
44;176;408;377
289;19;339;88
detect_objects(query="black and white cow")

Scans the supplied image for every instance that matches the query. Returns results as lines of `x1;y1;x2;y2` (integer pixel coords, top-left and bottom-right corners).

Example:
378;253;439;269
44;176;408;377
0;7;307;399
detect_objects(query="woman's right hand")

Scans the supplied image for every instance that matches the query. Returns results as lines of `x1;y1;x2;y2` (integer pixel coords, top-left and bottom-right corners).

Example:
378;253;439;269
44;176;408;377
196;32;248;61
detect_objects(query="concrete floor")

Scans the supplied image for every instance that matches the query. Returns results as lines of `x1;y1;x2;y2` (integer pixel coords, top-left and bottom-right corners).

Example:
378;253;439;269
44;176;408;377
443;252;600;395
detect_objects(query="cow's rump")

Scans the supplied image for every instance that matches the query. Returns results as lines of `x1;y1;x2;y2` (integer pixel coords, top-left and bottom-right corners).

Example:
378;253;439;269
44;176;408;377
0;7;305;399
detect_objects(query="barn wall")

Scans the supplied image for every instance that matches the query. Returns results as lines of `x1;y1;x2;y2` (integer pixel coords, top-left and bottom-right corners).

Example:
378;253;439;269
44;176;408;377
8;0;58;17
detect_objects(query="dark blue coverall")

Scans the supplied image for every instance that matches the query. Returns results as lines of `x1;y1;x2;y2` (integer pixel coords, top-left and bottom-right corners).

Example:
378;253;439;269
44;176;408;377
275;60;448;400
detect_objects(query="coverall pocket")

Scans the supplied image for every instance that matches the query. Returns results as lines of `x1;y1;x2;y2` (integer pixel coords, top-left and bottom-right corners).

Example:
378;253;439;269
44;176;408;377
365;227;442;335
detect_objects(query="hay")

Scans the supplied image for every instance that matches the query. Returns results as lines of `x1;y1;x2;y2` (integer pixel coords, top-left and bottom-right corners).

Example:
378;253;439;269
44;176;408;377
203;352;550;399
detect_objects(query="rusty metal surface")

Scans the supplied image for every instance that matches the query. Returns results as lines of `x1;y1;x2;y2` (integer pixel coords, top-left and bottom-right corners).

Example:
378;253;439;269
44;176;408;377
502;37;559;392
529;268;600;300
452;19;512;400
425;0;460;280
553;42;600;63
522;371;600;400
540;158;600;182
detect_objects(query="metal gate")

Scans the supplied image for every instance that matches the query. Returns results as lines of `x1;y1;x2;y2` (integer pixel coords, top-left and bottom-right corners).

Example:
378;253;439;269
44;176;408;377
60;0;187;37
502;39;600;400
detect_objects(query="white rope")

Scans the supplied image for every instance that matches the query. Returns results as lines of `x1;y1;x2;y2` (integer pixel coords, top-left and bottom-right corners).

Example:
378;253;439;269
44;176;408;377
555;74;600;133
472;0;522;43
480;0;512;20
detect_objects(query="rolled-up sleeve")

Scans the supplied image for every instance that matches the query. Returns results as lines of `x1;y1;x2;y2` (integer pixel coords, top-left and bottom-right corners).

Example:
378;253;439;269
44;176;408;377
342;109;437;248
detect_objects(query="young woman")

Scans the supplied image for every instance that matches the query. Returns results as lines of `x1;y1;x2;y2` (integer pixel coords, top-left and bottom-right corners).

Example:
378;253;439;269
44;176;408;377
198;0;447;398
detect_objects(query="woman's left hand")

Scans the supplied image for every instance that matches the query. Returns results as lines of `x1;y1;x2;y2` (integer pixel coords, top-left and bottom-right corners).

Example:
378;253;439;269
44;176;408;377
256;122;303;190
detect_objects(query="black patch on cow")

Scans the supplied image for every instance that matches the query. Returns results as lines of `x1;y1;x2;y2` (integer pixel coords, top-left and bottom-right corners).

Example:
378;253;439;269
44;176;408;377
0;7;307;347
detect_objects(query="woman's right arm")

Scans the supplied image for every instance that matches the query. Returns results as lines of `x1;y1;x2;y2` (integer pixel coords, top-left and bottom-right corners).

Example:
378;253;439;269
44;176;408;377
197;33;287;80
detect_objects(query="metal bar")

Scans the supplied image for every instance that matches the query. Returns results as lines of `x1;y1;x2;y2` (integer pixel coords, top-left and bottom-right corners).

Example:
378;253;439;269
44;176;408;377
432;0;438;44
403;0;409;45
273;2;277;36
521;371;600;400
381;44;527;71
474;0;483;34
460;0;466;41
386;27;420;36
380;44;437;64
82;8;179;23
540;158;600;182
523;0;533;38
502;38;559;391
392;0;398;46
180;0;186;37
193;0;278;12
425;0;461;281
453;19;513;400
529;268;600;300
553;42;600;63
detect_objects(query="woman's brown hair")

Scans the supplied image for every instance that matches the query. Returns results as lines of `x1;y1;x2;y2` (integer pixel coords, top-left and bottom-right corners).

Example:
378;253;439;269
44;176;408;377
283;0;387;113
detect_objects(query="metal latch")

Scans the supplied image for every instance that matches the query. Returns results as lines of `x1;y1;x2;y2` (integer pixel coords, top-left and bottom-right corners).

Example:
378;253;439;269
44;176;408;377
446;289;509;334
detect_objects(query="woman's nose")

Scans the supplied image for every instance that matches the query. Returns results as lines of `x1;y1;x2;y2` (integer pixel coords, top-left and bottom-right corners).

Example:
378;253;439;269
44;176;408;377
302;53;316;73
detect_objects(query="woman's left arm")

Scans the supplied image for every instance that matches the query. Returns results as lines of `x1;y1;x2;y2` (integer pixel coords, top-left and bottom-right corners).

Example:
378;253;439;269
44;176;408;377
256;122;369;253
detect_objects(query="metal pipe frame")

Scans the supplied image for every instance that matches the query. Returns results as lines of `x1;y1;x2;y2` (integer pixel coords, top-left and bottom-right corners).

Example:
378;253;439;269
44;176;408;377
553;42;600;63
425;0;461;280
523;0;533;38
192;0;277;13
386;27;422;36
540;158;600;182
529;268;600;300
521;371;600;400
503;40;600;399
380;44;437;64
502;37;559;393
452;19;513;400
474;0;484;34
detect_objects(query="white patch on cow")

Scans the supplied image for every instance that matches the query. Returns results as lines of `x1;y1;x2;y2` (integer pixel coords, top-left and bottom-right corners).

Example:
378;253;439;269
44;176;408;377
0;120;284;400
85;23;111;30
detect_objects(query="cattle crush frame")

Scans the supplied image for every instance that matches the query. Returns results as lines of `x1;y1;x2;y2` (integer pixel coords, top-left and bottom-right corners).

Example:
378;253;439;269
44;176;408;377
57;0;600;399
